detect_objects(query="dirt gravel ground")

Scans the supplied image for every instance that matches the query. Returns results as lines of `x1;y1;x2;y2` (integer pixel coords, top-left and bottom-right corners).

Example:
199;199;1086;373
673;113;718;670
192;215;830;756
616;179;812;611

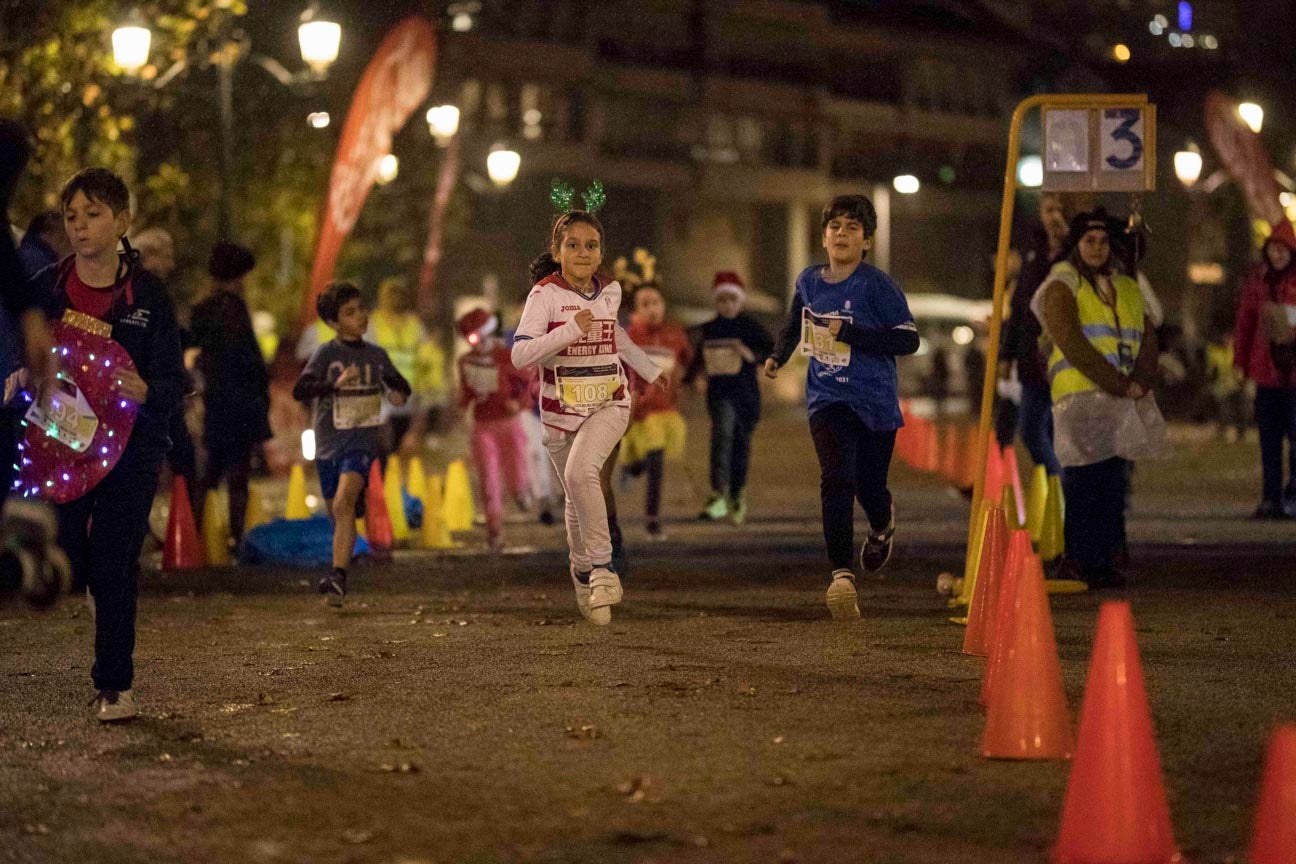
2;414;1293;864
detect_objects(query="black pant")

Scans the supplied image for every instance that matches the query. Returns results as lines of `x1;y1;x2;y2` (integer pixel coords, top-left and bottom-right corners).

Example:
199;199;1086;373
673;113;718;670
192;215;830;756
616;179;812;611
1253;387;1296;504
808;403;896;571
57;455;161;692
202;439;253;543
1061;456;1129;578
709;398;756;496
0;405;16;501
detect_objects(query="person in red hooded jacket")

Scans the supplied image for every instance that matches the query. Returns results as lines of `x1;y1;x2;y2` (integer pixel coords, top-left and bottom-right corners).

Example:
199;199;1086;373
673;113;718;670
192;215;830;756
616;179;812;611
457;308;534;550
1234;219;1296;518
621;282;692;539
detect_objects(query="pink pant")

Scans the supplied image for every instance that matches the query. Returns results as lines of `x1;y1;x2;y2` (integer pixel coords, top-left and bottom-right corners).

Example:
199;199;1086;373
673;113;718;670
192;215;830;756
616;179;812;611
471;416;531;536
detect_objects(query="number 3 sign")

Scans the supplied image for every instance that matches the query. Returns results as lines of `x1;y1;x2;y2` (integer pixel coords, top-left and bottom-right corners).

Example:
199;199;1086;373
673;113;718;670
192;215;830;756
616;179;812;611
1043;103;1156;192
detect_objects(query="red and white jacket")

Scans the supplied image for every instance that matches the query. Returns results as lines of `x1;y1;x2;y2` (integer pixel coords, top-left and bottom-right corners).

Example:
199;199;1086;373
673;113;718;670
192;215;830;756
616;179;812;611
511;273;661;432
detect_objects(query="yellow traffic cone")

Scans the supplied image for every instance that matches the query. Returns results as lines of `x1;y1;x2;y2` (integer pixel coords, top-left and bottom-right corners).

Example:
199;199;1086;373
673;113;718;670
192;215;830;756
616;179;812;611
356;517;367;541
406;457;427;502
202;489;231;565
1026;465;1048;544
952;500;992;609
421;474;456;549
1040;473;1066;562
444;459;476;532
383;457;410;543
244;484;270;533
285;463;310;520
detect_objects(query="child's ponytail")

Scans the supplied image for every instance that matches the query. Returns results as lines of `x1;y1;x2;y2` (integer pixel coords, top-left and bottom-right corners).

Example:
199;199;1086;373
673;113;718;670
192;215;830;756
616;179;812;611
529;252;561;284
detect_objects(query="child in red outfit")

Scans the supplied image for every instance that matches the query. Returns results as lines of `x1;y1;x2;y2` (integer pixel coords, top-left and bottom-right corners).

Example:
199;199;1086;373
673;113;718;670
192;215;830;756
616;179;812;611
457;308;533;550
621;283;693;539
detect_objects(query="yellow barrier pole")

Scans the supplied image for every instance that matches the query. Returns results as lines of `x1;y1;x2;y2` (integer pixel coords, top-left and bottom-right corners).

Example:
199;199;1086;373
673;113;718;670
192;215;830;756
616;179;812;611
963;93;1151;586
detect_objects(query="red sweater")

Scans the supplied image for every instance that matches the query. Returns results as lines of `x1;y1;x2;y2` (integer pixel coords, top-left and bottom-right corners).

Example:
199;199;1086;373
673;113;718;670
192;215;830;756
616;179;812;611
1234;264;1296;388
626;319;692;420
458;346;532;422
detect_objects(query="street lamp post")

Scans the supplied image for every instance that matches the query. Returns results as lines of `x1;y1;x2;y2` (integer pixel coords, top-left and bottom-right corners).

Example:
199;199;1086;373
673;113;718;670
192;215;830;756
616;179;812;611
112;4;341;239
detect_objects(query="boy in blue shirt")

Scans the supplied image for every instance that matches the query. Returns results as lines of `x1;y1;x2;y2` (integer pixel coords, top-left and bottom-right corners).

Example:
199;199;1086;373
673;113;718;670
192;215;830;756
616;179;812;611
765;195;919;620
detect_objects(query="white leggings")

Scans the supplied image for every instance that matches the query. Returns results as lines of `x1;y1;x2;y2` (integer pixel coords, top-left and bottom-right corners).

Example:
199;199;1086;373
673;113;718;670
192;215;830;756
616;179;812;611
543;404;630;573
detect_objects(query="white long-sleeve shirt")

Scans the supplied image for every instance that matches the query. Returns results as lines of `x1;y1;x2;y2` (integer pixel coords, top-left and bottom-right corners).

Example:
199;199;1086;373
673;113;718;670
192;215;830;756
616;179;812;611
512;274;661;432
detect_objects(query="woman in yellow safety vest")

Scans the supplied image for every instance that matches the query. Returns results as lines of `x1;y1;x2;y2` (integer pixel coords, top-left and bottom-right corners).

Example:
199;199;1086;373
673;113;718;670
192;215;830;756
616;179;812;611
1030;209;1165;589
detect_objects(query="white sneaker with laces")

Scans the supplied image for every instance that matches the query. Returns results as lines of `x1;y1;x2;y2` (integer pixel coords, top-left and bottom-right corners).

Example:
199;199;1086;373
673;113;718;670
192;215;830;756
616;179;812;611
91;689;138;723
826;569;860;621
587;566;623;609
571;570;611;626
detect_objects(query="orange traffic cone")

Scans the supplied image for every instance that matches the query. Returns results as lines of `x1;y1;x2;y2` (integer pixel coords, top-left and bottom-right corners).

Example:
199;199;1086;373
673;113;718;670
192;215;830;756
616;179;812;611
980;529;1031;706
981;553;1072;759
163;476;204;570
963;506;1009;657
1002;445;1027;528
1053;601;1180;864
1249;725;1296;864
363;460;394;561
982;441;1005;509
922;421;941;474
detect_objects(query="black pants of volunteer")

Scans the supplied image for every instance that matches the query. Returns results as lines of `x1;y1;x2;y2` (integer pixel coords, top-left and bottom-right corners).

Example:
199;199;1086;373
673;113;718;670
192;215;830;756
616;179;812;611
709;398;756;497
56;455;161;693
808;403;896;571
1253;386;1296;507
201;438;253;544
1061;456;1129;579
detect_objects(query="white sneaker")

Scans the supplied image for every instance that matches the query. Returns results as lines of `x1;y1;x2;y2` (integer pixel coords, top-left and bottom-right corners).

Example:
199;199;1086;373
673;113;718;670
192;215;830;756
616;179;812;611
571;570;611;626
587;567;623;609
826;569;860;621
91;689;138;723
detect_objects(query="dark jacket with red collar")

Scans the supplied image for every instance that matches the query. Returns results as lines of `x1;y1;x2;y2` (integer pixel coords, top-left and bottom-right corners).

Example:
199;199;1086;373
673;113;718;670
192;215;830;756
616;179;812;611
27;256;185;464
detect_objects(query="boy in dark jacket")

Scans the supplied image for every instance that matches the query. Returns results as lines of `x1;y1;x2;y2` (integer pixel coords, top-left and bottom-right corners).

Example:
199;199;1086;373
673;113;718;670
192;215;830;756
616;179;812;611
683;272;773;524
26;168;185;721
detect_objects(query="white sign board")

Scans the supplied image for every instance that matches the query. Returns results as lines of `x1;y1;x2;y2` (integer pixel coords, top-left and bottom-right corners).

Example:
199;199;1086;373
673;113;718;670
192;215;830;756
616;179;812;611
1041;104;1156;192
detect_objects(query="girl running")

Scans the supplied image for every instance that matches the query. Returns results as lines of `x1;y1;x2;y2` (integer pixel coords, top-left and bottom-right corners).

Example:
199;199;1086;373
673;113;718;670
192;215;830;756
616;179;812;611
621;282;692;540
511;209;663;625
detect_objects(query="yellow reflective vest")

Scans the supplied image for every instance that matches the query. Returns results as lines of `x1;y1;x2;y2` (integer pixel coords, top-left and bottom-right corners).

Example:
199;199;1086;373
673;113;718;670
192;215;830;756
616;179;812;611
370;311;447;402
1047;262;1145;402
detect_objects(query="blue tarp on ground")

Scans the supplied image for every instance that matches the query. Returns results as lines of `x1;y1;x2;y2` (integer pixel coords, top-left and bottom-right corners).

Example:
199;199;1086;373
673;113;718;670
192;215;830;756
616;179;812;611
239;516;369;567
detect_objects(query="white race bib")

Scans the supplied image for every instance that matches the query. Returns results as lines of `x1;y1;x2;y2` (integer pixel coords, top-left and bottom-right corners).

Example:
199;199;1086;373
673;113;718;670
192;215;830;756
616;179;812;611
462;362;499;396
799;309;851;367
703;339;745;376
556;364;620;414
333;386;383;430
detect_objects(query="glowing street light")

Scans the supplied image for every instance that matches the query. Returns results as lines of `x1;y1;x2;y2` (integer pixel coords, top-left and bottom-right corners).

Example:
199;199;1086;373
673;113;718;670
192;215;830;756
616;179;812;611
487;147;521;187
1174;143;1203;187
376;154;399;185
307;111;330;129
112;17;152;75
892;174;920;194
1238;102;1264;134
298;17;341;73
426;104;460;145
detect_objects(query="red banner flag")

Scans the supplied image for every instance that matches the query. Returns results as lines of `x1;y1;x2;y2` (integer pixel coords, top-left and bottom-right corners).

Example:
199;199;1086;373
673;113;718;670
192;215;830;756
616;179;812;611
1205;91;1283;225
303;18;437;325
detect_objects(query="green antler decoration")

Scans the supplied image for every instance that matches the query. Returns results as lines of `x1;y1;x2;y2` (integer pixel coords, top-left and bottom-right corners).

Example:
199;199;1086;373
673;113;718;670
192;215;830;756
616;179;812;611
549;179;576;214
550;178;607;214
581;180;606;214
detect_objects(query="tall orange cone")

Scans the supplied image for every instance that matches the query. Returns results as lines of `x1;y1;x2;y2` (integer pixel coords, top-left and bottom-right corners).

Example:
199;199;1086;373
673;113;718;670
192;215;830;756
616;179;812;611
963;506;1009;656
981;553;1072;759
1249;725;1296;864
980;530;1031;706
1053;601;1181;864
163;476;204;570
363;460;394;559
983;440;1005;509
1002;445;1027;527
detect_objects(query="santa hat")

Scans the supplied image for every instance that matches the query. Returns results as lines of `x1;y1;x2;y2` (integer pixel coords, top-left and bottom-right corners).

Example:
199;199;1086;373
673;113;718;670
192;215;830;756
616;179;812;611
1265;219;1296;253
456;308;497;343
712;271;746;300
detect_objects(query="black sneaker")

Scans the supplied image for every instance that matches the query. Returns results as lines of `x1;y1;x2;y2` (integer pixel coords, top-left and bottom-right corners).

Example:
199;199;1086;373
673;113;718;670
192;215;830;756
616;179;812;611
860;504;895;577
1252;501;1291;520
318;571;346;607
